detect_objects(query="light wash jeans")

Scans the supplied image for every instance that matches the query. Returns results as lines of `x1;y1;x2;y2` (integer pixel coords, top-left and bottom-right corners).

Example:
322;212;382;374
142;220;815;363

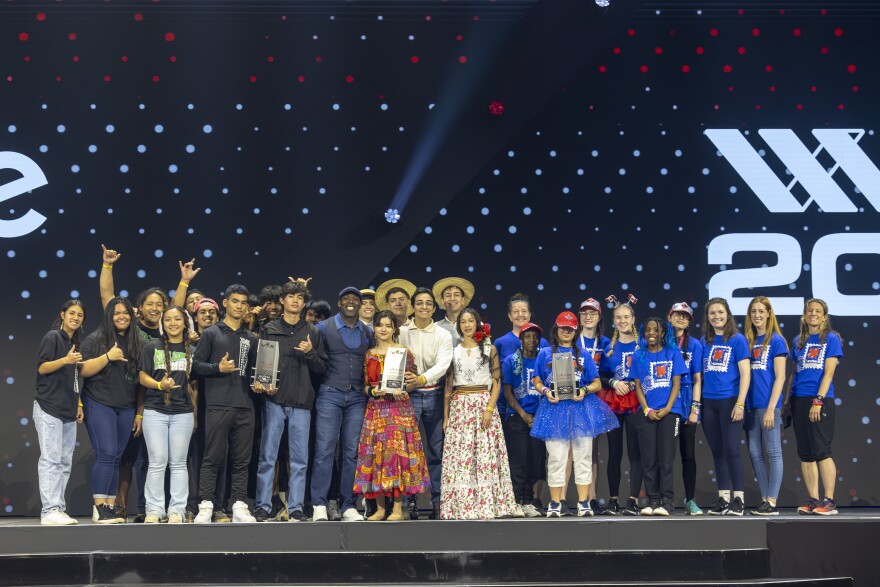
33;402;77;517
142;409;194;517
256;401;311;514
744;408;783;500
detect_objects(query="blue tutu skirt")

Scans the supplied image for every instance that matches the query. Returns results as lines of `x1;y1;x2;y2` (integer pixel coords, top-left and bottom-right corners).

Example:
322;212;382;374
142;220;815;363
676;383;693;421
530;394;620;442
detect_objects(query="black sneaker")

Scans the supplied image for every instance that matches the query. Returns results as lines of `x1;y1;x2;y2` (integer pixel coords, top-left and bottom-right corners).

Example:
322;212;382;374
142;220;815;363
327;500;342;521
751;501;779;516
622;498;640;516
364;498;378;520
727;496;745;516
560;500;573;517
407;499;420;520
590;499;605;516
113;505;127;523
429;503;441;520
604;498;620;515
132;513;146;523
96;504;121;524
254;507;271;522
289;509;307;522
532;498;545;515
708;496;729;515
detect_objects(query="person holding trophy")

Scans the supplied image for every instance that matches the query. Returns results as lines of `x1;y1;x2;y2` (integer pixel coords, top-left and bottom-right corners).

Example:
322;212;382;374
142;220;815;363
354;310;430;520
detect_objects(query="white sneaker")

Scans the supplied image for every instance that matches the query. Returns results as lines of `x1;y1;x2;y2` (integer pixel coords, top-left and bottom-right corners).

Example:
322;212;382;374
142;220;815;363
42;511;78;525
194;500;214;524
232;501;256;523
312;505;328;521
144;514;161;523
510;504;526;518
341;507;363;521
521;504;542;518
640;504;654;516
92;505;99;522
652;505;669;516
167;512;183;524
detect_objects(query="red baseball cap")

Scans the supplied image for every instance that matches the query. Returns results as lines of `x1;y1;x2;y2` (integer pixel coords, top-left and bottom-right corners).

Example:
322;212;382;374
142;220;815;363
519;322;543;337
579;298;602;314
668;302;694;318
555;311;579;329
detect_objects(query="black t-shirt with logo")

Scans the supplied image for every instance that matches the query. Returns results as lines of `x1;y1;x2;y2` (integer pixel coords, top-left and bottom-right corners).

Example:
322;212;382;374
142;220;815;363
81;331;139;409
34;329;79;422
138;339;194;415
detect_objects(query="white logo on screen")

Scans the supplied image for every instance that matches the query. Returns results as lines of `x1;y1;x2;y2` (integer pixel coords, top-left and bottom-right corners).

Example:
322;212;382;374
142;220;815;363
704;129;880;316
0;152;48;238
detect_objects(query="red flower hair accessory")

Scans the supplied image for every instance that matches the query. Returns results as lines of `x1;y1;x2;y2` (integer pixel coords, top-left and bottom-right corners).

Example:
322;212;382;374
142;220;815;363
473;323;491;342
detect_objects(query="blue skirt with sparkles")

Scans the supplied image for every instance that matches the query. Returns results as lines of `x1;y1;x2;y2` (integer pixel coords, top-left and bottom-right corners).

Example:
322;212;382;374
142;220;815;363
530;394;620;442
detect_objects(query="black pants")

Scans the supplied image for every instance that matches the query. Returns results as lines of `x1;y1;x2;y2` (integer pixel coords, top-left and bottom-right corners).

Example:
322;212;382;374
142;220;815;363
635;411;679;502
606;411;642;498
702;396;744;491
187;404;229;512
200;408;255;506
678;420;697;501
506;413;546;504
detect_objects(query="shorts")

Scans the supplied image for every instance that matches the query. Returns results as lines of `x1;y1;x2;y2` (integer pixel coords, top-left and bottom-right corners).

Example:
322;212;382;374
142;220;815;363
791;395;835;462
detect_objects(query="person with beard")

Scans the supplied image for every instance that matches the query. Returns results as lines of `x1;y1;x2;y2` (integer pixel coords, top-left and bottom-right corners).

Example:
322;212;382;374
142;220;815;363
192;284;260;523
310;288;372;522
375;279;416;328
433;277;474;346
359;289;377;327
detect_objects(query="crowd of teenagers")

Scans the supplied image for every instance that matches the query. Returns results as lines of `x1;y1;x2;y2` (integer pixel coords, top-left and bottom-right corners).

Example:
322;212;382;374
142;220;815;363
32;246;844;525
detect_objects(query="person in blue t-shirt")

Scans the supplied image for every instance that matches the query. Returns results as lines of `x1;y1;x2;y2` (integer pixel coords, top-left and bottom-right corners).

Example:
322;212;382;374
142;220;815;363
698;297;750;516
576;298;610;515
502;322;545;517
530;312;619;518
743;296;788;516
668;302;704;515
597;295;642;516
631;318;688;516
783;298;843;516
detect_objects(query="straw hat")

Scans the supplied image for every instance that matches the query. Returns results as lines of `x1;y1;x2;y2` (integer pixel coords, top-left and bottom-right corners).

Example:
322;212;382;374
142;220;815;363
432;277;475;307
375;279;417;312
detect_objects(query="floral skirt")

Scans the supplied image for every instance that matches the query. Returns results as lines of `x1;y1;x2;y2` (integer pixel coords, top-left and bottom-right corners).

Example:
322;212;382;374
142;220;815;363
440;392;518;520
353;396;430;498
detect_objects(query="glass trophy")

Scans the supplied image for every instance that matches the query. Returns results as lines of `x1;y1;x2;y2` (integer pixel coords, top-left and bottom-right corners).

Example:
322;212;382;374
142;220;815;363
380;347;408;394
252;339;280;389
551;352;576;401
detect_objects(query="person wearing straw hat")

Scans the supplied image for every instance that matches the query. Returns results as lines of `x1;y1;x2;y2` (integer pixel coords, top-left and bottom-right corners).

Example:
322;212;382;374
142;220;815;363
375;279;417;328
433;277;474;346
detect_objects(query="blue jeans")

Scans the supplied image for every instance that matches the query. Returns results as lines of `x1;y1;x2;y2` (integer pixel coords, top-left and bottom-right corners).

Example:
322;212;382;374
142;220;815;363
309;386;366;512
82;395;135;499
744;408;783;500
409;389;444;505
257;401;311;513
33;402;77;517
142;409;194;517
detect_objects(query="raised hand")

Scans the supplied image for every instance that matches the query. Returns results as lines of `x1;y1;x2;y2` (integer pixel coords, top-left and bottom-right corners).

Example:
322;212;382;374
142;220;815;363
179;258;201;283
107;342;127;362
218;352;237;373
101;244;122;265
287;276;313;286
295;334;313;353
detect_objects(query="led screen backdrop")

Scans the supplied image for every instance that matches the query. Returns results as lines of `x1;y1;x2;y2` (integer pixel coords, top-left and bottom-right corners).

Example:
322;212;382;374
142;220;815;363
2;1;878;515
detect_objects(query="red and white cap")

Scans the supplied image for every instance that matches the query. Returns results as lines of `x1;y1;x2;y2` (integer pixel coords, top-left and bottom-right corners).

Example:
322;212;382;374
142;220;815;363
579;298;602;314
669;302;694;318
519;322;543;336
555;311;579;329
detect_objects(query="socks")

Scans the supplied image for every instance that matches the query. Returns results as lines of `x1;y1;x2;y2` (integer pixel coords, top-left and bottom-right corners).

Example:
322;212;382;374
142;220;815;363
719;490;731;502
733;490;744;503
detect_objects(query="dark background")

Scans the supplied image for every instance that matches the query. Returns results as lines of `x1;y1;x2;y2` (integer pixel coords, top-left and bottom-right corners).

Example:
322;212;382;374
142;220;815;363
1;0;878;515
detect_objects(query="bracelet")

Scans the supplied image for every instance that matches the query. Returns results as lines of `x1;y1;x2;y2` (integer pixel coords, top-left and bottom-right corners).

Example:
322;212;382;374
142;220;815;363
690;405;701;414
135;414;143;420
609;378;617;387
157;382;163;391
419;374;427;386
179;281;189;288
734;402;745;409
105;353;111;361
644;407;653;417
812;397;824;406
78;401;83;408
691;400;702;407
102;264;113;270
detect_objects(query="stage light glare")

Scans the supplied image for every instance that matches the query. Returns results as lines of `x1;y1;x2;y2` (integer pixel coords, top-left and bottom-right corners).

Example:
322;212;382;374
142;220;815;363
385;208;401;224
595;0;610;6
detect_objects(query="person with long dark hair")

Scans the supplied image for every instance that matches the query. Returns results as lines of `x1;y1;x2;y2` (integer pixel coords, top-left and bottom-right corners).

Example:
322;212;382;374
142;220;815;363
34;300;86;525
138;306;197;523
79;297;143;524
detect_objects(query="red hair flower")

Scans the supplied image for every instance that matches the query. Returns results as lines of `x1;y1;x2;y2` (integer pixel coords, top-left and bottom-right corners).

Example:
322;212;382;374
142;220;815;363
473;323;491;342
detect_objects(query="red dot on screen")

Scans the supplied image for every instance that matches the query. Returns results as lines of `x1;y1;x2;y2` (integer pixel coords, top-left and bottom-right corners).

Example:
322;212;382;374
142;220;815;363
752;28;760;36
793;28;801;36
152;75;160;82
23;56;30;62
627;29;635;36
345;75;354;83
315;56;322;63
169;56;177;62
73;56;79;62
68;33;77;41
640;65;648;73
710;28;719;37
121;55;128;62
820;47;829;54
599;65;607;73
811;85;817;92
723;64;732;73
796;104;803;110
765;65;774;72
410;56;419;63
36;13;46;21
847;64;856;73
737;47;746;55
838;104;845;110
755;105;761;110
852;86;859;92
613;47;621;55
104;75;111;82
298;75;305;82
165;32;175;41
681;65;690;73
18;32;28;41
834;28;843;37
267;56;274;63
456;35;463;41
459;56;467;63
249;75;257;82
654;47;663;55
696;47;704;55
134;13;143;21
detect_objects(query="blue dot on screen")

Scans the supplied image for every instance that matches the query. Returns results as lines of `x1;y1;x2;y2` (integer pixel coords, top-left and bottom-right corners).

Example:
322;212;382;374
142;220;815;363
439;208;447;216
332;104;340;111
21;290;30;299
120;289;129;298
88;145;97;153
169;164;178;173
137;270;146;278
39;145;48;153
203;125;213;134
154;249;164;258
481;208;489;216
409;245;418;253
494;244;503;252
7;125;16;133
8;377;16;385
203;249;213;258
508;226;517;234
452;245;460;252
120;165;129;173
71;165;80;173
105;124;115;133
7;251;14;258
87;270;97;278
424;227;432;234
70;290;79;298
863;417;871;425
154;124;164;133
137;145;147;153
38;270;47;278
56;250;65;258
186;145;196;154
466;226;475;234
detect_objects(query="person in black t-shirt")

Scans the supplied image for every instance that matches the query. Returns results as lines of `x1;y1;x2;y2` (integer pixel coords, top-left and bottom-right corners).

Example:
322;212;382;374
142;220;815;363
34;300;86;525
79;297;143;524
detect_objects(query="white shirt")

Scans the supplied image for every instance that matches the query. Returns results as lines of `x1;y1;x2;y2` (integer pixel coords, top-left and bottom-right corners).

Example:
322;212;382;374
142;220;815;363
399;319;454;391
435;316;462;345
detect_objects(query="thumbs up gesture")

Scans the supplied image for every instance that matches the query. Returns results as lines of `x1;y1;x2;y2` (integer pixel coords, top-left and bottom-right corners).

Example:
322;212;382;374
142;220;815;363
295;334;313;354
65;345;83;365
107;342;127;362
218;352;237;373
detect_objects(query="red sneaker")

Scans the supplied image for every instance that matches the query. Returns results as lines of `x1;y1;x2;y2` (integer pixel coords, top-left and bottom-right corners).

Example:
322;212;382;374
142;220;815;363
813;498;839;516
797;497;820;515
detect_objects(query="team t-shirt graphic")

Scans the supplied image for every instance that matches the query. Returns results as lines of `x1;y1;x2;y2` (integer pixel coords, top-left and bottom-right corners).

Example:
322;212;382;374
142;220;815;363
151;349;187;372
800;343;827;370
643;360;673;391
615;352;634;380
750;343;770;371
705;345;732;372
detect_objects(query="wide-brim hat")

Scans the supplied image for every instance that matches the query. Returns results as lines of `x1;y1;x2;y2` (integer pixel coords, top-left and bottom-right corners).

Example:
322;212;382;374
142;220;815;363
432;277;475;307
375;279;417;312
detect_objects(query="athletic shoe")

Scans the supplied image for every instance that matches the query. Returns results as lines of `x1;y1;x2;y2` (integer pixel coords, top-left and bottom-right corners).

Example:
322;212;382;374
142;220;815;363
232;501;256;523
41;511;78;525
521;504;542;518
212;510;231;523
289;509;306;522
640;500;658;516
590;499;606;516
327;500;342;521
727;496;745;516
429;503;441;520
184;510;196;523
546;500;562;518
797;497;820;515
96;504;121;524
144;514;161;523
114;505;128;523
653;504;670;516
312;505;329;521
342;508;363;522
92;505;99;523
510;504;526;518
577;500;594;517
194;500;214;524
532;498;545;515
622;498;640;516
604;498;620;515
167;512;183;524
813;498;839;516
254;507;271;523
560;500;573;517
751;501;779;516
406;499;420;520
685;499;704;516
708;497;729;515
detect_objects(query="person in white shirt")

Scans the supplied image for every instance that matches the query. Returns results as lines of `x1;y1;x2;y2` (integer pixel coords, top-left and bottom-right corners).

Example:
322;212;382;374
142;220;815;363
375;279;416;328
399;287;454;519
358;289;376;327
433;277;474;346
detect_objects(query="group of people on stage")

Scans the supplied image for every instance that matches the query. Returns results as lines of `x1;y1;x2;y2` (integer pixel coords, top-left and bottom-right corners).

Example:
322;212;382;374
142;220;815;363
33;246;844;525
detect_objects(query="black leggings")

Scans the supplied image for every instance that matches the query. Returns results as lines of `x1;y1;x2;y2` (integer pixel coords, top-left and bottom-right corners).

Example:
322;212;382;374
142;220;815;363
702;396;744;491
606;411;642;498
679;420;697;501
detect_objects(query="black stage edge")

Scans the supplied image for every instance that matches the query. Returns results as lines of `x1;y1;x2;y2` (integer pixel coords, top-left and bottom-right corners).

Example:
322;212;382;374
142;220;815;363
0;514;871;586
